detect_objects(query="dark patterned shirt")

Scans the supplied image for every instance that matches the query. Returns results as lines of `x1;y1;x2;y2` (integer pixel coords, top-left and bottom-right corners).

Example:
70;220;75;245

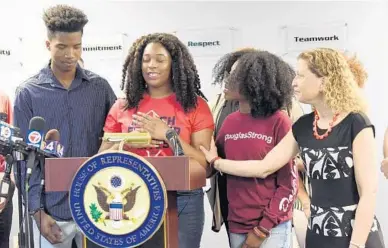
292;112;384;248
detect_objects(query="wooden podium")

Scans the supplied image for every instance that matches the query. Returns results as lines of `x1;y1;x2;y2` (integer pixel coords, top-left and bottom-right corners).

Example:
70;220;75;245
44;156;206;248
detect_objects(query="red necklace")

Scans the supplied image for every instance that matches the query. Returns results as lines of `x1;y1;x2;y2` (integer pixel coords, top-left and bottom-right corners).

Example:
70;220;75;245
313;110;340;140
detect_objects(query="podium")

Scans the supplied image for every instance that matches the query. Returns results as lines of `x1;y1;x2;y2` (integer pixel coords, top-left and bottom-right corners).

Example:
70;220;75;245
44;156;206;248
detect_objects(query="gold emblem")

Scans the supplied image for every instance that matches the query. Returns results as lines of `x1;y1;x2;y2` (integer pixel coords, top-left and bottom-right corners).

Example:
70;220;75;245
84;167;150;234
70;151;167;247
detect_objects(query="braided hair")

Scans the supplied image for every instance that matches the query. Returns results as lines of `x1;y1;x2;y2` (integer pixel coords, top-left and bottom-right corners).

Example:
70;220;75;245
121;33;207;112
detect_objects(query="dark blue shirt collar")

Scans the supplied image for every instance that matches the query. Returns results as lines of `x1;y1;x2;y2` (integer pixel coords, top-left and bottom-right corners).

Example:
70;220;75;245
36;60;90;86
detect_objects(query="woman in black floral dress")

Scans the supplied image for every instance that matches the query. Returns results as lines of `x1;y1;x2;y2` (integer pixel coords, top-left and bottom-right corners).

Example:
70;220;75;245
200;48;385;248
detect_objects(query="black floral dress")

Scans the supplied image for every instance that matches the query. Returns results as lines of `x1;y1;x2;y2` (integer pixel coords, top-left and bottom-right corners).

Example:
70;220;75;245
292;112;385;248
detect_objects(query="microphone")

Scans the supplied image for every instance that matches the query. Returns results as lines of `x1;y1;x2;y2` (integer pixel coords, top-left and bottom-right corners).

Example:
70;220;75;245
11;128;24;195
45;129;60;141
0;113;17;157
165;129;185;156
0;113;13;142
26;117;46;181
26;116;45;149
39;129;63;203
11;127;24;161
42;129;63;157
12;127;22;141
0;154;15;210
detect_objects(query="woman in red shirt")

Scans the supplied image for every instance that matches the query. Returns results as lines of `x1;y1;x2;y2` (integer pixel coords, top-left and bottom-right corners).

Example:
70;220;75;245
100;33;214;248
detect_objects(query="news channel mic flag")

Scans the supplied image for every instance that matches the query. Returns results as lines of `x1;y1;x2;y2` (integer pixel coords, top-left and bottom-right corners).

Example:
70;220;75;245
69;150;167;248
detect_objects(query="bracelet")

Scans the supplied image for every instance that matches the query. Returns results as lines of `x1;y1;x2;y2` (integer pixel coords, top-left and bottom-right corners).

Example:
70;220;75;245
257;226;270;236
253;227;267;239
350;241;365;248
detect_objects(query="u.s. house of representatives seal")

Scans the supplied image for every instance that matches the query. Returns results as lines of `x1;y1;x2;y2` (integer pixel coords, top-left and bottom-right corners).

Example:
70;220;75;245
69;151;167;248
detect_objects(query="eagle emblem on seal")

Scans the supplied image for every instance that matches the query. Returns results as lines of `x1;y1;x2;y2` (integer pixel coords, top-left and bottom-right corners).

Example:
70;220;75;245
89;175;141;228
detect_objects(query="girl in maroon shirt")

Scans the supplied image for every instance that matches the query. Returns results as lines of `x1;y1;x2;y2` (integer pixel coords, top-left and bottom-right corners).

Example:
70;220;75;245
210;50;297;248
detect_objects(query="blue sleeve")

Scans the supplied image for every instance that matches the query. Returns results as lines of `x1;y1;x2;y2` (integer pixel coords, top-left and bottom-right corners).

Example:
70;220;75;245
27;159;43;213
13;86;33;138
13;159;43;213
103;79;117;117
13;86;43;212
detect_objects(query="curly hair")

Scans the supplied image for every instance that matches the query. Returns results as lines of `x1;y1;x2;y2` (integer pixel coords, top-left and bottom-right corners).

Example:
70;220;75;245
298;48;365;113
345;54;368;88
212;47;258;86
121;33;206;112
43;5;88;39
216;50;294;118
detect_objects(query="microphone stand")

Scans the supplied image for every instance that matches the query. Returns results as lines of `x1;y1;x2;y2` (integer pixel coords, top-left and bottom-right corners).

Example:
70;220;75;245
24;147;39;248
0;139;28;248
13;151;26;248
165;129;185;156
22;146;53;248
8;129;28;248
15;142;40;248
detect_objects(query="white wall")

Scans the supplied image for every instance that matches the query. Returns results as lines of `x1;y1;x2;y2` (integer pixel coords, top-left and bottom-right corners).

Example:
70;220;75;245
1;1;388;247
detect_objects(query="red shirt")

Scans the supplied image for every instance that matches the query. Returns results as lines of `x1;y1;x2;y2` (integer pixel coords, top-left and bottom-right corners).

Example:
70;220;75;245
103;94;214;157
216;111;297;233
0;91;12;172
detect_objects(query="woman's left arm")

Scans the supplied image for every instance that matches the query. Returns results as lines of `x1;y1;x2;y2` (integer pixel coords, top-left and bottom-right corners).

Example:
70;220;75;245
350;127;378;247
175;129;213;170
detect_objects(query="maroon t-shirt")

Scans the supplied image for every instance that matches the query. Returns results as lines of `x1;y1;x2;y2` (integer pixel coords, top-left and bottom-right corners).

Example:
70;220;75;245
216;110;298;233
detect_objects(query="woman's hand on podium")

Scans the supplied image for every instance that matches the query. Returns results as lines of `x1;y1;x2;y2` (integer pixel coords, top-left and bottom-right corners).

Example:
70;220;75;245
33;210;63;244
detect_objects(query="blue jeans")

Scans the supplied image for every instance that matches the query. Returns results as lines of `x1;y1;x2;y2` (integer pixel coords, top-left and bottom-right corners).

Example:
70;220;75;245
229;220;292;248
177;189;204;248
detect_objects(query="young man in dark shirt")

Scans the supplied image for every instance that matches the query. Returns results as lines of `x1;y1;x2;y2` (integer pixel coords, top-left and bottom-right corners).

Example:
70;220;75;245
13;5;116;247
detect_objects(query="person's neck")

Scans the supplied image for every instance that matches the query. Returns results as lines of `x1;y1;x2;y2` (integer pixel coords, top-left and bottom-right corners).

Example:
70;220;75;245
147;84;173;99
313;102;336;120
238;100;251;114
51;63;76;89
313;101;349;130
